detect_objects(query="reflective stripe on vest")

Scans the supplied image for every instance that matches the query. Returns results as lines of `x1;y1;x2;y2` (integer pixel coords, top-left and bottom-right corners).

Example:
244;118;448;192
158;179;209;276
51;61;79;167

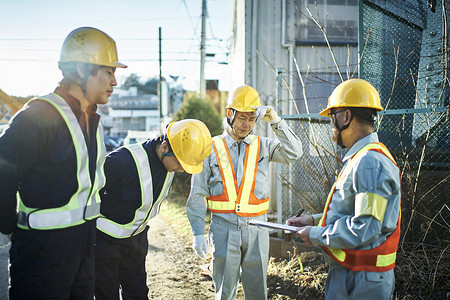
97;143;174;238
207;135;269;217
17;93;106;230
319;142;401;272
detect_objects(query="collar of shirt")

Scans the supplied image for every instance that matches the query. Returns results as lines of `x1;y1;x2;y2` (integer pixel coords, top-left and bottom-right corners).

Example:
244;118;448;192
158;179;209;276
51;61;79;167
143;138;165;170
223;128;256;148
342;132;379;163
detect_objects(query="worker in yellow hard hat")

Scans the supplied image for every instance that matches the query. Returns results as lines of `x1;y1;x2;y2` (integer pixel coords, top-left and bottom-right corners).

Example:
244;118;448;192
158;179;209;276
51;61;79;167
288;79;401;299
186;85;303;299
95;119;211;300
318;78;384;148
0;27;126;298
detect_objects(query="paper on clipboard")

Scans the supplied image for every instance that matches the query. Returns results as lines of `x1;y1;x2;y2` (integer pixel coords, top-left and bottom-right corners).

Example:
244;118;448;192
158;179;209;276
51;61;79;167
247;220;301;232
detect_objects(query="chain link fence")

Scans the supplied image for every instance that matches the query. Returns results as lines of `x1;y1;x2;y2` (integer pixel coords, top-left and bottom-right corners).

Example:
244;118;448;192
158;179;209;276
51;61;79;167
276;0;449;248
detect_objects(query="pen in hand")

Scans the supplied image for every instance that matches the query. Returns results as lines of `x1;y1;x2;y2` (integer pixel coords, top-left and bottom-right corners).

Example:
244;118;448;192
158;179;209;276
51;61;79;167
295;208;305;218
284;208;305;242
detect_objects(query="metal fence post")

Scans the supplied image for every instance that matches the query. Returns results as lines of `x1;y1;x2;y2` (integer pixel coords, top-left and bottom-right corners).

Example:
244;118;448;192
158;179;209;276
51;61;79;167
276;68;283;229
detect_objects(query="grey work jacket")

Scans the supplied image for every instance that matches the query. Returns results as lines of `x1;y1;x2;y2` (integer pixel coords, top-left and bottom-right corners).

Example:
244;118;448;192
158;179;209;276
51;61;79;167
186;119;303;235
309;133;401;268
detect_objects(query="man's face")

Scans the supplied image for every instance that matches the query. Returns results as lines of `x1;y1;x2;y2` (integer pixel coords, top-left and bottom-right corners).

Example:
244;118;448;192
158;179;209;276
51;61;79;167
85;66;117;105
230;111;257;140
329;108;348;143
162;156;185;173
160;141;185;173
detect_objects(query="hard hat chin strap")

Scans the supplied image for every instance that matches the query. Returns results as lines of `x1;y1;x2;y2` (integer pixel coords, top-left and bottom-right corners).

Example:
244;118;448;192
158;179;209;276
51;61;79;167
161;140;176;163
226;108;255;138
226;108;236;128
161;151;175;163
336;131;345;149
59;62;93;97
333;112;354;149
79;64;93;97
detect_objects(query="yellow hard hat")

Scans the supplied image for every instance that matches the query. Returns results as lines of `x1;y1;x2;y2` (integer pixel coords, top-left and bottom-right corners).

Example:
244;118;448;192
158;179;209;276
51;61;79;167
59;27;127;68
319;79;383;117
226;85;261;112
166;119;212;174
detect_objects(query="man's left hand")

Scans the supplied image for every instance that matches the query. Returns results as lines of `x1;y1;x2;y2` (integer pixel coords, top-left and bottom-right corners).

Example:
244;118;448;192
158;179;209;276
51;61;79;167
294;226;313;247
287;215;314;227
253;106;282;124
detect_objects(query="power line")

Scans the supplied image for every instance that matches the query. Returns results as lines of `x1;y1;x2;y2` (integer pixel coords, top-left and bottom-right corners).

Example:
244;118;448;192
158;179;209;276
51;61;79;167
0;37;228;41
0;58;209;62
0;48;200;55
175;0;203;78
206;11;229;57
181;0;198;33
0;16;199;26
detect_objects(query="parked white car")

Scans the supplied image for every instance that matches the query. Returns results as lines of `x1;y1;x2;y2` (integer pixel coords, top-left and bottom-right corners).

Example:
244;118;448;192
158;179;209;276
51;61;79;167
123;130;160;145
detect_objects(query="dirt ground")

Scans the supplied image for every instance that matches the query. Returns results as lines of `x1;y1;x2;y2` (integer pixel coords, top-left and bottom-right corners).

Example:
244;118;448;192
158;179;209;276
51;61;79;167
145;213;216;299
147;201;327;300
150;198;450;300
0;245;9;300
1;197;446;299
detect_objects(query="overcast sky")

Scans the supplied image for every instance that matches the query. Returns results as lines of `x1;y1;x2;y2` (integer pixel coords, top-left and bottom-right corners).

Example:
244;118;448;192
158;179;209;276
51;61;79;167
0;0;230;97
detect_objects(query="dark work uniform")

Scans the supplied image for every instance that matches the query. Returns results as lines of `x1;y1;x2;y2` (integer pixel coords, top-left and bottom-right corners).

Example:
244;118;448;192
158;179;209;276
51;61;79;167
0;86;101;299
95;138;168;300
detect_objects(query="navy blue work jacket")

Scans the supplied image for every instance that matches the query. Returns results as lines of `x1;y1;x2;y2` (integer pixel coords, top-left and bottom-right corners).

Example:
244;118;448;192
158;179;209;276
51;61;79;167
98;138;168;226
0;86;100;234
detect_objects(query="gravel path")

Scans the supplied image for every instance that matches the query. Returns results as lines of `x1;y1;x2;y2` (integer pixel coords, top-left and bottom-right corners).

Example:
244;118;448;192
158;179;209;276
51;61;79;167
0;245;9;300
146;214;215;299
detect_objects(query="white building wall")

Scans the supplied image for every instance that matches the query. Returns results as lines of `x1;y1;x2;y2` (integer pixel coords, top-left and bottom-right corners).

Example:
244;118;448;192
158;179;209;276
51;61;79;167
229;0;247;91
230;0;359;114
110;109;160;133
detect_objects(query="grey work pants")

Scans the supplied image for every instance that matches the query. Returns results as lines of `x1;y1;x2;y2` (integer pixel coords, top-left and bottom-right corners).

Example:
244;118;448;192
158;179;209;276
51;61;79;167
325;265;395;300
209;218;269;300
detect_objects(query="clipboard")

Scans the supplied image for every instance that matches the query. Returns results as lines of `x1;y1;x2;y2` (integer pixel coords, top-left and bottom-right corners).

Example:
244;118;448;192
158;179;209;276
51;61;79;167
247;220;301;232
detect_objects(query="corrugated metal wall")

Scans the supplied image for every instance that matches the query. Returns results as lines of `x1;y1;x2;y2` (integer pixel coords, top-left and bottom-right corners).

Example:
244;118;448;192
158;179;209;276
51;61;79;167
230;0;361;217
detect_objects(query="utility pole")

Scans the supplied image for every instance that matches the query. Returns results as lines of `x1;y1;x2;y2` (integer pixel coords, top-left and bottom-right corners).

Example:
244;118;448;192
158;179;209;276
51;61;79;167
159;26;163;132
199;0;207;97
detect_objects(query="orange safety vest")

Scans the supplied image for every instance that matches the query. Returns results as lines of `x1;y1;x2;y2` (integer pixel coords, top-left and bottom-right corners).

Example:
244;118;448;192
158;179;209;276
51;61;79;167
207;135;270;217
319;142;401;272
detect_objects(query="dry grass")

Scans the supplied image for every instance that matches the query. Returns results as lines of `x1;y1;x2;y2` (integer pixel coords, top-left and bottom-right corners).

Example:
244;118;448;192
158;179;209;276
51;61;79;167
394;247;450;299
164;195;450;299
267;250;327;299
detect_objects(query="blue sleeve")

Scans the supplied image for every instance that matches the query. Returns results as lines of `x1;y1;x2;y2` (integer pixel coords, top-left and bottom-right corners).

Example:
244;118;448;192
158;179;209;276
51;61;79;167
310;152;399;249
186;154;211;236
0;101;57;233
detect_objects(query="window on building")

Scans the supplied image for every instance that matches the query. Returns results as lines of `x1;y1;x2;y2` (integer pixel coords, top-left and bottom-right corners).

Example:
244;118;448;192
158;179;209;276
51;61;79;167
296;0;358;43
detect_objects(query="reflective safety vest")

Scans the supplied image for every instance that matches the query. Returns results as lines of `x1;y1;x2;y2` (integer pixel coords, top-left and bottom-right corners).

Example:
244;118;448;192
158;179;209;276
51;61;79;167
96;143;174;238
17;93;106;230
207;135;269;217
319;142;401;272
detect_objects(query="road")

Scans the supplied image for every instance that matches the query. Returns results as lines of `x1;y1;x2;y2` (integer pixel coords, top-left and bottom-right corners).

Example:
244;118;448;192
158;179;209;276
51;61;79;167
146;214;216;299
0;245;9;300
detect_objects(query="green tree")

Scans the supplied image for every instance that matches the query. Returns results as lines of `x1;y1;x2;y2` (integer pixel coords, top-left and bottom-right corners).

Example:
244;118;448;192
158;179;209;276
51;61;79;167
141;78;158;94
173;95;223;136
121;74;159;95
122;73;141;89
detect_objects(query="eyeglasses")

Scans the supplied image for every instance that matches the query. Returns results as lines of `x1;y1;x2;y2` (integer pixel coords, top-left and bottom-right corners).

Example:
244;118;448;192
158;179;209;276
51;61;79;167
328;109;347;122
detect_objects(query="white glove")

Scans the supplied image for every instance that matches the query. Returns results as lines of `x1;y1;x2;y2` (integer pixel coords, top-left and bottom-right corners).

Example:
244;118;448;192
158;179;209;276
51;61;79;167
253;105;282;124
192;235;209;259
0;233;11;248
